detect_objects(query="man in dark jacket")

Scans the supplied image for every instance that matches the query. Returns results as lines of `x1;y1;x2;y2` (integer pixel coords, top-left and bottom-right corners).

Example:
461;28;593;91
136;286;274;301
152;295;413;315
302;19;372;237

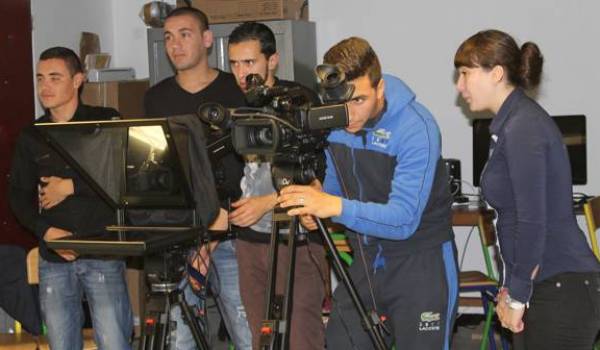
9;47;133;349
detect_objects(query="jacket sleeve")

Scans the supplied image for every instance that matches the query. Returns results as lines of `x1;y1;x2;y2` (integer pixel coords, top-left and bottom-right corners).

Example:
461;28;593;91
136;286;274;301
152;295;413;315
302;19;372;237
333;113;440;239
8;132;50;240
322;147;343;197
503;118;548;303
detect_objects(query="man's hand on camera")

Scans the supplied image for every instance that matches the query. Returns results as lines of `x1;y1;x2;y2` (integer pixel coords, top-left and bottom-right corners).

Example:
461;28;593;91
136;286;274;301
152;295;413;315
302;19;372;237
39;176;74;209
44;227;77;261
278;184;342;218
229;193;277;227
210;208;229;231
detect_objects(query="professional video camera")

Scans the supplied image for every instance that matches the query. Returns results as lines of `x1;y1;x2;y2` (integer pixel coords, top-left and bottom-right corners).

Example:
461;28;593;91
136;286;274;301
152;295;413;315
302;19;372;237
200;65;390;350
197;64;353;189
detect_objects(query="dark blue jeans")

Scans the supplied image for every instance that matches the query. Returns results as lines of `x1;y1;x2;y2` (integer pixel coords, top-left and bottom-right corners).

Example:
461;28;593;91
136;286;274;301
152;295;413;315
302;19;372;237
39;257;133;350
513;271;600;350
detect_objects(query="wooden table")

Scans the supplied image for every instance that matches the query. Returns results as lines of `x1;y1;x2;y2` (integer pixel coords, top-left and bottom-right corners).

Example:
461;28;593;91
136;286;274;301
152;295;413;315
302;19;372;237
452;206;497;279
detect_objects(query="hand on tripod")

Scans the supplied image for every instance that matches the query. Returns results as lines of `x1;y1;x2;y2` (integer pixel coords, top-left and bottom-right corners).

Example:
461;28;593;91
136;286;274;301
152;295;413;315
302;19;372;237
229;193;277;227
279;182;390;350
277;181;342;219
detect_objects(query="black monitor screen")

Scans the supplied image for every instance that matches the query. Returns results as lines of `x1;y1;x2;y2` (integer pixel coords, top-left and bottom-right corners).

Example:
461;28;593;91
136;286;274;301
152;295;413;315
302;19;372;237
472;115;586;186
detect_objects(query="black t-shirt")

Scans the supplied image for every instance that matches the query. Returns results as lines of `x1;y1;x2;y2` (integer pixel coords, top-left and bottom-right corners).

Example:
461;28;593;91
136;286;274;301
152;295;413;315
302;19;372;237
143;70;246;208
144;70;245;117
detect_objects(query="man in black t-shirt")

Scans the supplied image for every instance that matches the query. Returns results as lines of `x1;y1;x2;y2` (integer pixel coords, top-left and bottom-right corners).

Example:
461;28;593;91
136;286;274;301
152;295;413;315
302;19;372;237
142;7;251;350
227;22;327;350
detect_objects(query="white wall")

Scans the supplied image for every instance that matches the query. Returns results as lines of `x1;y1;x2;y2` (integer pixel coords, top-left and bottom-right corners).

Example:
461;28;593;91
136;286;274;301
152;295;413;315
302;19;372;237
31;0;115;116
31;0;115;59
109;0;177;79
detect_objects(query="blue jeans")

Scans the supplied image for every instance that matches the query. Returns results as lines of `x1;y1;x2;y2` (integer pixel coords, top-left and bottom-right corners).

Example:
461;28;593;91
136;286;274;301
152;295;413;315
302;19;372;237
170;240;252;350
39;257;133;350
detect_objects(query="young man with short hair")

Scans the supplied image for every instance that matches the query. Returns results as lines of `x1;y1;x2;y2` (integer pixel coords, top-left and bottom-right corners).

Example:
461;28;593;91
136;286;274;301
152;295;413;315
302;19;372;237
143;7;252;350
228;22;327;350
9;46;133;349
278;37;459;350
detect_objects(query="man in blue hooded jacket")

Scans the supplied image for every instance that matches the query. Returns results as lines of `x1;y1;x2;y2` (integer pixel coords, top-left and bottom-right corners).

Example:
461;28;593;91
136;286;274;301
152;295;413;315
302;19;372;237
278;37;458;349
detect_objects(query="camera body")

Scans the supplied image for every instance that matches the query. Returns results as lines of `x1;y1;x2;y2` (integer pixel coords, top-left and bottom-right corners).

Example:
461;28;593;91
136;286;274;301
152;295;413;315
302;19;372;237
198;64;353;187
230;103;349;157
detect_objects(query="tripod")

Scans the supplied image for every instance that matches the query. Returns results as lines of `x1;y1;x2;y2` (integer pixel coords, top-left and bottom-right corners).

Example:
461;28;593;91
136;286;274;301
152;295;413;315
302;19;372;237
258;207;389;350
140;251;210;350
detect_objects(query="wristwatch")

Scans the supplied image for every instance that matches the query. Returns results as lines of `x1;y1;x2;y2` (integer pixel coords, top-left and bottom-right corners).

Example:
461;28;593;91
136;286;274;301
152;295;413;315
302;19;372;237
504;294;526;310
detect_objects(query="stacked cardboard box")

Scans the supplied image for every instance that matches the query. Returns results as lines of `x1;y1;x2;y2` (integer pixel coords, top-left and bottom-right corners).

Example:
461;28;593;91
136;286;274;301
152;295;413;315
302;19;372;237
176;0;308;24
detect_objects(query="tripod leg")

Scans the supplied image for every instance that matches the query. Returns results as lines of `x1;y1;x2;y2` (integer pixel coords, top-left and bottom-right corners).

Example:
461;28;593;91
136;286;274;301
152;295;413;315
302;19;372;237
260;219;281;349
140;291;170;350
174;290;210;350
279;216;299;350
315;217;388;350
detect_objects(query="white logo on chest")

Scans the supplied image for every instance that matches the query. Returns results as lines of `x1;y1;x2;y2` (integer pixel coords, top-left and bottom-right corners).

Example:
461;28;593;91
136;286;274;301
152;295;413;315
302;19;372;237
372;128;391;148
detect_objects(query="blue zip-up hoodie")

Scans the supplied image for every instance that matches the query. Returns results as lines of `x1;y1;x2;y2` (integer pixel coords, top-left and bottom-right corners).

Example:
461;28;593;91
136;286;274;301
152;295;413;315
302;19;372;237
323;74;453;253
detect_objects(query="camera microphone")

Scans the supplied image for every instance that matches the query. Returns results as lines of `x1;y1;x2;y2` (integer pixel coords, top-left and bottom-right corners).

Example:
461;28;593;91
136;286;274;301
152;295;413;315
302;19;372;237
246;73;265;90
244;73;312;110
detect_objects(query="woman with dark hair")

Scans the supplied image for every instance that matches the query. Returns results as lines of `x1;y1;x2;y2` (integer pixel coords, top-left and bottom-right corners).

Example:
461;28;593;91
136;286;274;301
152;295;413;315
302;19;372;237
454;29;600;349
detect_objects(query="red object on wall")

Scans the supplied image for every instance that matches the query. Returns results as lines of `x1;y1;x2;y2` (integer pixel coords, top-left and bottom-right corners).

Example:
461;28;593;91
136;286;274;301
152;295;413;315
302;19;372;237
0;0;37;249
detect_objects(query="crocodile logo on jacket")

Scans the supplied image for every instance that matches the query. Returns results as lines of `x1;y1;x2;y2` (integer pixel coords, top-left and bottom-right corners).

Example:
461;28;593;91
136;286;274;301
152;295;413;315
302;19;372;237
372;128;391;149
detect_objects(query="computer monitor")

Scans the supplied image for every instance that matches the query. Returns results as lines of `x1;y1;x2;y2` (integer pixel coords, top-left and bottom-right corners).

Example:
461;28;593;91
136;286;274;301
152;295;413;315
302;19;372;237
472;115;586;186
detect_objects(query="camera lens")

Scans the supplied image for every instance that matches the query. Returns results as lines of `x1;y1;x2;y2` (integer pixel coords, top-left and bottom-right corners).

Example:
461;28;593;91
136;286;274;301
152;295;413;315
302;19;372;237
257;127;273;145
248;126;273;147
206;107;221;123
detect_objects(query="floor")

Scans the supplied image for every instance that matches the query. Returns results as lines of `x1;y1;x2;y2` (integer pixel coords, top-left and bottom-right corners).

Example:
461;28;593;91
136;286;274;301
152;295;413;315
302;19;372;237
452;314;507;350
202;309;506;349
2;302;507;350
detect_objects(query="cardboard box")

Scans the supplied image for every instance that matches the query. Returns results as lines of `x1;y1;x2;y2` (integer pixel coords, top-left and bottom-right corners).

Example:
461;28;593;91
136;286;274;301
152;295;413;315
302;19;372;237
177;0;308;24
81;80;149;118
